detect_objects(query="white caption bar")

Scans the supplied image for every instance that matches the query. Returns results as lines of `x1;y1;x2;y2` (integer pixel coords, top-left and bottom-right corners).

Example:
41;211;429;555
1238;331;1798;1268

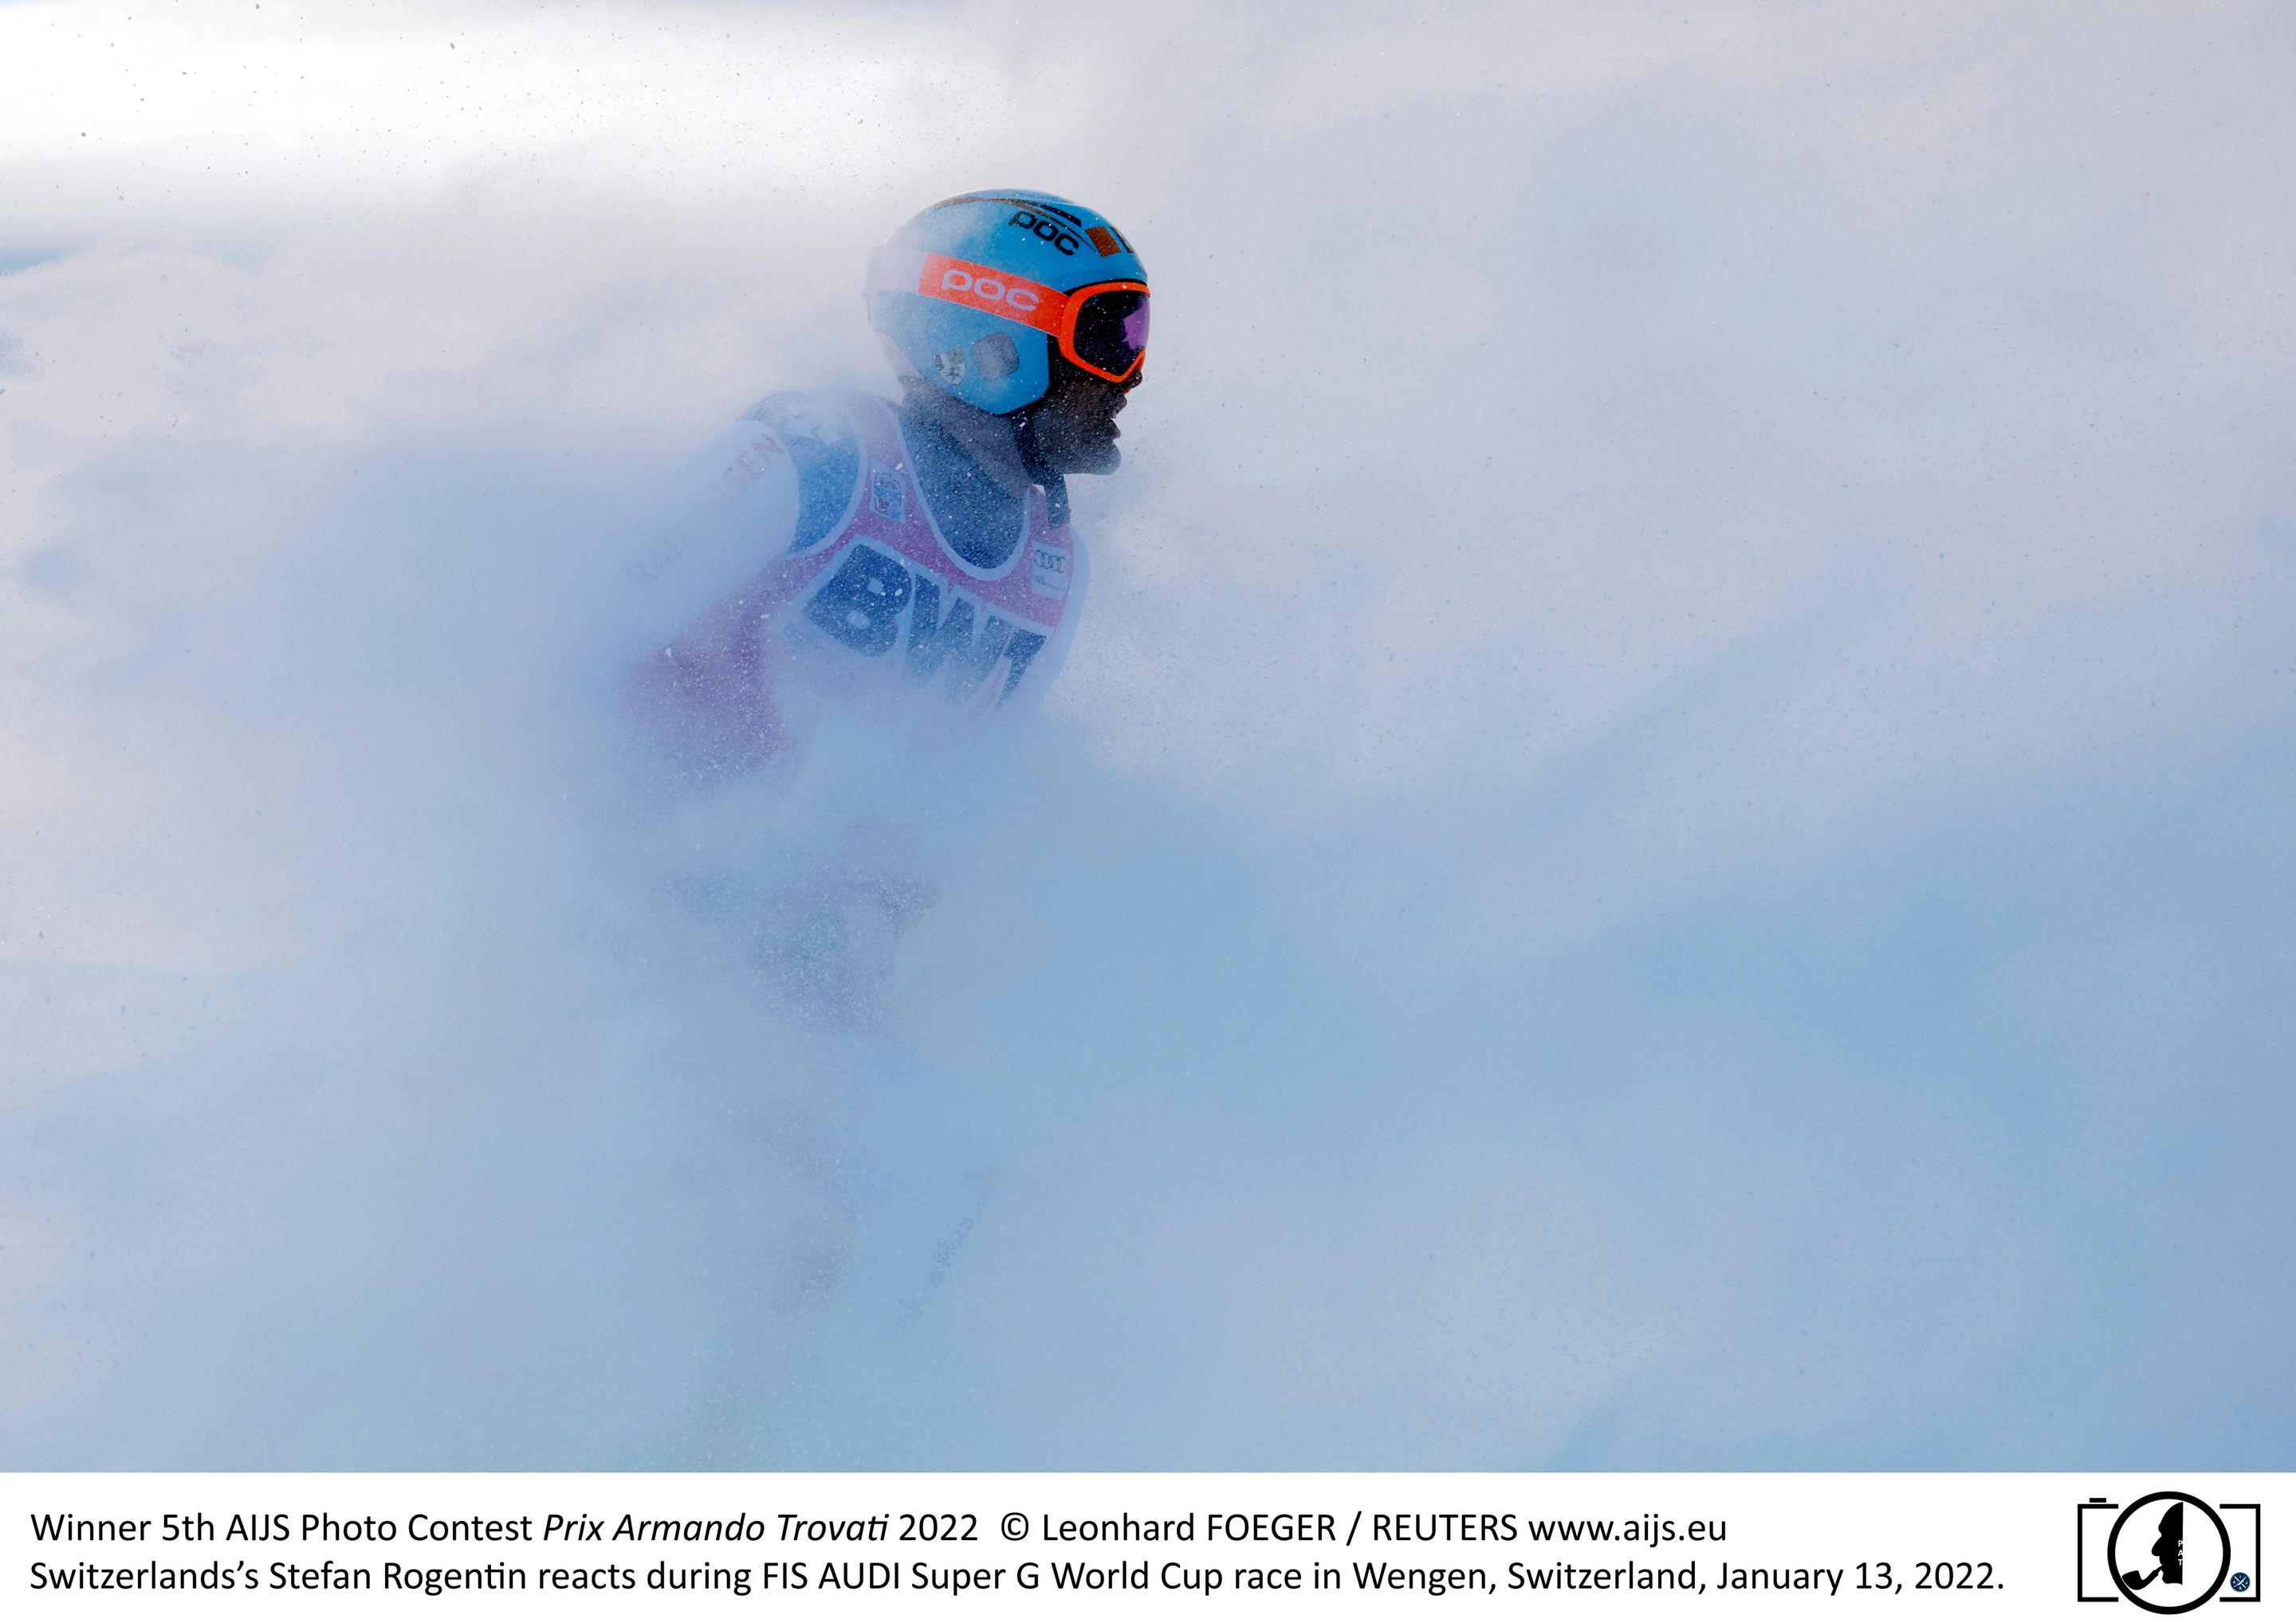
2;1473;2281;1617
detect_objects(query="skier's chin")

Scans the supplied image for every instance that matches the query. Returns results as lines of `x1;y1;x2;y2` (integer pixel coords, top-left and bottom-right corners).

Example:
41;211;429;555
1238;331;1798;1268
1071;434;1121;475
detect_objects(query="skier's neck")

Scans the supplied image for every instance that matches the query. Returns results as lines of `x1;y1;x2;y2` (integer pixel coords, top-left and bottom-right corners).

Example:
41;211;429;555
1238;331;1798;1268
900;384;1032;500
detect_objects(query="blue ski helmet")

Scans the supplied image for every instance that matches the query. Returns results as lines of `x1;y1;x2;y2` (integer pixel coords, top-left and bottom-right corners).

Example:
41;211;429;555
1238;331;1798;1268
866;190;1150;415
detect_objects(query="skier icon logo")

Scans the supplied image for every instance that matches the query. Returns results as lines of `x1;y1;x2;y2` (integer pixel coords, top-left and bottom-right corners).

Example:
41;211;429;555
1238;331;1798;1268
2076;1491;2263;1611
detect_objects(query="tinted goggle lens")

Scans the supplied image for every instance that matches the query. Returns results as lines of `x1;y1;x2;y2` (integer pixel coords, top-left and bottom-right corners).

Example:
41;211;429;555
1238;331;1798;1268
1071;287;1150;379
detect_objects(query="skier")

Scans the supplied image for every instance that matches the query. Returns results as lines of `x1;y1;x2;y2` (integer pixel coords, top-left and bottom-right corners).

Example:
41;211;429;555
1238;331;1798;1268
619;188;1148;1031
608;191;1149;1357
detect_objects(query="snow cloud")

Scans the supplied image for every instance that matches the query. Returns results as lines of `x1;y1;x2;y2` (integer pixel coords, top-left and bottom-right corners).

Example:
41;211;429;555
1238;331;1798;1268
3;0;2292;1466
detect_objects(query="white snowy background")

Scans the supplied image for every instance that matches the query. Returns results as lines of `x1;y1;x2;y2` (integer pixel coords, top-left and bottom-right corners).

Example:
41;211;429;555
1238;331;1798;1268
2;0;2292;1467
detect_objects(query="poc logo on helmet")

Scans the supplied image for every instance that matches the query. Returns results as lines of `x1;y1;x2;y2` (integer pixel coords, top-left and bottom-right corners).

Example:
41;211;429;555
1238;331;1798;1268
938;265;1042;315
1008;209;1080;256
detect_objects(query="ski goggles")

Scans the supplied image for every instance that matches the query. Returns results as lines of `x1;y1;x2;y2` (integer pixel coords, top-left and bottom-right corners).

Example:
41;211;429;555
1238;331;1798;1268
885;251;1150;384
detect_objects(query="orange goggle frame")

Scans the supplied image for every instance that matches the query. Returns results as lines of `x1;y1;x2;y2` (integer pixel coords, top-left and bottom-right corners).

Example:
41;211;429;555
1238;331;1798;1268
910;253;1150;384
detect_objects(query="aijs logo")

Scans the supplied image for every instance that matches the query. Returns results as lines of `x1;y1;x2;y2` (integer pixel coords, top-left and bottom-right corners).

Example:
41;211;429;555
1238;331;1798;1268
2077;1491;2263;1612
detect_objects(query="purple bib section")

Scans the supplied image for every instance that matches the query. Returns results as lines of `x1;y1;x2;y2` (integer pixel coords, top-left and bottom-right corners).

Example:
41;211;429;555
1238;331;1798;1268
628;395;1075;776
